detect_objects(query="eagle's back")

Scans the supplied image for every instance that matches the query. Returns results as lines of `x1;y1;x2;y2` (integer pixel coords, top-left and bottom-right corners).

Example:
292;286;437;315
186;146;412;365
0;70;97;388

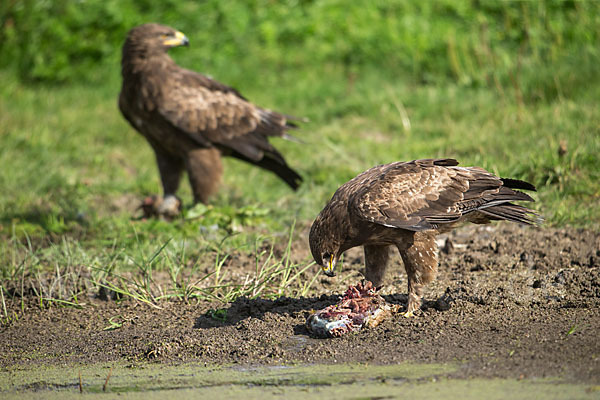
337;159;537;232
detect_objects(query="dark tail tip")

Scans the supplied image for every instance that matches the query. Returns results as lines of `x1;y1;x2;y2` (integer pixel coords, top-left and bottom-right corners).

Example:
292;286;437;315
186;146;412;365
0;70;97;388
257;155;303;190
282;168;303;191
501;178;537;192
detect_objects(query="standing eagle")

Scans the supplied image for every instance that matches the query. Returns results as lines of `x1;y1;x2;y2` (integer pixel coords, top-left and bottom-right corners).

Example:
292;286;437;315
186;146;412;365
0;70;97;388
119;23;302;216
309;159;540;317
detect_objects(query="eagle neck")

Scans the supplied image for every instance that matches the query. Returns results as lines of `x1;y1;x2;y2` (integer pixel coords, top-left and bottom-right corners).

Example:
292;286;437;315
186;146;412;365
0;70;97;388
324;199;355;252
121;46;175;78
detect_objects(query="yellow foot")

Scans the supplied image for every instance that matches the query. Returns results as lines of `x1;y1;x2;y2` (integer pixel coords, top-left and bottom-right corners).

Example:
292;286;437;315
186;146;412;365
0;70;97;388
403;310;415;318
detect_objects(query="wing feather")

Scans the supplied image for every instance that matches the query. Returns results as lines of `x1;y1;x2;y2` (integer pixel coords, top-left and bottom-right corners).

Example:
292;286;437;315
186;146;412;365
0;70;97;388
349;159;536;231
156;68;298;162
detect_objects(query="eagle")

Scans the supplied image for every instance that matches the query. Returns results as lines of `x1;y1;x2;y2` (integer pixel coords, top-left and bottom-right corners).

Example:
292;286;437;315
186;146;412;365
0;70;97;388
309;158;540;317
119;23;302;216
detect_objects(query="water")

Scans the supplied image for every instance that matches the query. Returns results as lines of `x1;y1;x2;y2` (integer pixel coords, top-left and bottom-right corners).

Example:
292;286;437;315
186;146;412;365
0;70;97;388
2;362;597;399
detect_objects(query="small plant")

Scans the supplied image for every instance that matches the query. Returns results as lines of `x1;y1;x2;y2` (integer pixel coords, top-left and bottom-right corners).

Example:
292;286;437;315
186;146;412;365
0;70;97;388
103;315;124;331
206;308;228;322
185;203;269;232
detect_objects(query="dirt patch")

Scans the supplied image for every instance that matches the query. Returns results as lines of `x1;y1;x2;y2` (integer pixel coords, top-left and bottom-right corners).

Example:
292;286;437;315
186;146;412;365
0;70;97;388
1;224;599;383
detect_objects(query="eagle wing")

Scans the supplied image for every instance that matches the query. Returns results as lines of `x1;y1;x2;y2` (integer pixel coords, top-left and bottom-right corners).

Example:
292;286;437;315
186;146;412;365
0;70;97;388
157;68;294;162
349;159;535;231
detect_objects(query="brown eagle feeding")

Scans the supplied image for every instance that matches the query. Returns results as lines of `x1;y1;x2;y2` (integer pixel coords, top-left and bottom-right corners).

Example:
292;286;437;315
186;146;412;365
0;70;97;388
309;159;540;317
119;24;302;216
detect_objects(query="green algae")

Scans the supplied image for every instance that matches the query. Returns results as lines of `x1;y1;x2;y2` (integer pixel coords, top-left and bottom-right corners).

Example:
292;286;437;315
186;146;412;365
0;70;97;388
1;362;451;392
1;362;596;399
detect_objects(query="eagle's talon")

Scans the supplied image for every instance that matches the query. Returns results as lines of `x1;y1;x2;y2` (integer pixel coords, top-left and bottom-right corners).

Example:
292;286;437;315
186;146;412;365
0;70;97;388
403;310;415;318
139;195;181;219
156;195;182;218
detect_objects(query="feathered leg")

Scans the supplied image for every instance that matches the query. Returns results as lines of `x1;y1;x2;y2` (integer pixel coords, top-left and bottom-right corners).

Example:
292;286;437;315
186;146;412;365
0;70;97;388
151;146;184;217
185;148;223;204
398;232;438;317
364;245;392;287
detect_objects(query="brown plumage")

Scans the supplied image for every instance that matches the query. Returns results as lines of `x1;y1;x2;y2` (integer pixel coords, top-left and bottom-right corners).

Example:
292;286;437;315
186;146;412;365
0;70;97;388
309;158;540;316
119;23;302;215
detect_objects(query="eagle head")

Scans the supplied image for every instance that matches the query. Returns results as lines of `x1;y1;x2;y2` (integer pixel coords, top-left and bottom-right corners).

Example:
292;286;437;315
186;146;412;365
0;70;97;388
123;23;189;56
309;212;343;278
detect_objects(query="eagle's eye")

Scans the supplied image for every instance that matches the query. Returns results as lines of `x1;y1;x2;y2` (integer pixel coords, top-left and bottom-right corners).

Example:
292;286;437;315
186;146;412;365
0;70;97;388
160;33;169;39
322;252;332;265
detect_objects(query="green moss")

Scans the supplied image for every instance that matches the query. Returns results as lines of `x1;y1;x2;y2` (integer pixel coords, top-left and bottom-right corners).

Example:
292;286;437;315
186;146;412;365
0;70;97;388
1;362;597;399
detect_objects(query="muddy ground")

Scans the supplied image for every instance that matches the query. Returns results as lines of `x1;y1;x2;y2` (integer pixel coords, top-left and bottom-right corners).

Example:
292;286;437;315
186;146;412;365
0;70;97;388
1;224;599;383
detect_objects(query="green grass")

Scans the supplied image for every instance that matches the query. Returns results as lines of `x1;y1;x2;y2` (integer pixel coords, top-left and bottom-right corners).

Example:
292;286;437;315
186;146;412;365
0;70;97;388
1;11;599;312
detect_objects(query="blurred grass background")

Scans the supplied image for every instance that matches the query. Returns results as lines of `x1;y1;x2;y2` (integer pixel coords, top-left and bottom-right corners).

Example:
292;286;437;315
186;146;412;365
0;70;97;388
0;0;598;306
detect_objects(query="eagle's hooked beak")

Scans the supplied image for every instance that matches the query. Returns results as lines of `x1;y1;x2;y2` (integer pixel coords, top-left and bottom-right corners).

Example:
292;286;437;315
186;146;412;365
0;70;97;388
321;254;337;277
164;31;189;47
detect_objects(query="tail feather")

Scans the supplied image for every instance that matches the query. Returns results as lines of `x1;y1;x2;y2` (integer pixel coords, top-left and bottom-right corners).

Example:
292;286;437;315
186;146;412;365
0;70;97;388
485;186;535;203
232;151;302;190
254;155;303;190
479;203;542;226
501;178;537;192
281;132;303;143
462;175;541;226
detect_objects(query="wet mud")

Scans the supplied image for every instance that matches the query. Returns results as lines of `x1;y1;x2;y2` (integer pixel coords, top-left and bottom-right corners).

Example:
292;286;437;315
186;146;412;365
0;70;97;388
1;224;599;385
